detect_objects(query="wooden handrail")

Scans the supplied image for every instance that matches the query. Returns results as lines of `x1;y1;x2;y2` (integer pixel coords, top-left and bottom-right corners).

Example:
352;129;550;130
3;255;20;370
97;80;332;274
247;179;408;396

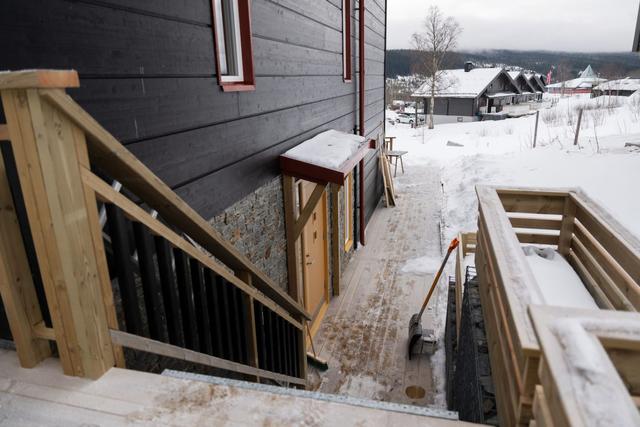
0;70;79;89
110;330;306;386
82;168;302;330
476;185;640;425
0;70;308;383
40;88;310;322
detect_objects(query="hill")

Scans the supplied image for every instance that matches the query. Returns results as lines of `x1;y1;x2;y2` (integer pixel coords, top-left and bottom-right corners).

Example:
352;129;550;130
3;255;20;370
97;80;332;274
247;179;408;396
386;49;640;80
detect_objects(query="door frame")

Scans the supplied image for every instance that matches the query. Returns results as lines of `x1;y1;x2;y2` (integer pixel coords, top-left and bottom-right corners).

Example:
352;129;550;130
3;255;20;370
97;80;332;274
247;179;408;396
299;181;330;337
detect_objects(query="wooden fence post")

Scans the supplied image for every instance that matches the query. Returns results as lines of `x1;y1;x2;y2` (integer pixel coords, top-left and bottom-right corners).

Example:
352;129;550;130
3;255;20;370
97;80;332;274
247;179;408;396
0;71;115;378
573;109;583;146
533;110;540;148
0;149;51;368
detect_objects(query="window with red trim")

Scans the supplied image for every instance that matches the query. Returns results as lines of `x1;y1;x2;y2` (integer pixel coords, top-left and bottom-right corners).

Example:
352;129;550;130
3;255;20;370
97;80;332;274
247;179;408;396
212;0;255;92
342;0;352;82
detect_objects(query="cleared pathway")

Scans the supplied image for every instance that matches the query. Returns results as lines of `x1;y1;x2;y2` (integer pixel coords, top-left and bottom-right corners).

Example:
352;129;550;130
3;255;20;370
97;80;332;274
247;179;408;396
309;162;451;408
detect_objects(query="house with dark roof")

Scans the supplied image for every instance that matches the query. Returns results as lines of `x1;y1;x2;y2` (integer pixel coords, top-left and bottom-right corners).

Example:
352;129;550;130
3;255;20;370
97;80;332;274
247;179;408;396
411;65;521;123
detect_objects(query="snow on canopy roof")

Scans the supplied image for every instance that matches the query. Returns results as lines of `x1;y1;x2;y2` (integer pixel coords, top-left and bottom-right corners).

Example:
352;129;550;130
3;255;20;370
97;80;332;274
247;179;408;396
282;130;366;170
508;71;522;79
595;77;640;92
412;67;506;98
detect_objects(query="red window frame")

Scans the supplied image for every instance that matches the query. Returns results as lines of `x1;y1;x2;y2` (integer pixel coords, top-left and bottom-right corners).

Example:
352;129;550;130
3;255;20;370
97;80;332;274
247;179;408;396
211;0;255;92
343;0;352;82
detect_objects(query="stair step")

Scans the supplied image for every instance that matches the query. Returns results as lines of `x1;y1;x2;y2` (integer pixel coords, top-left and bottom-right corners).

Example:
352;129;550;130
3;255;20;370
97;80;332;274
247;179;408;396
162;369;460;421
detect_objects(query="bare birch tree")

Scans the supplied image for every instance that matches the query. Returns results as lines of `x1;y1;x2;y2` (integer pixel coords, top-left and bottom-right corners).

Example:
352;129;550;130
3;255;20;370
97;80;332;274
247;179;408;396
412;6;461;129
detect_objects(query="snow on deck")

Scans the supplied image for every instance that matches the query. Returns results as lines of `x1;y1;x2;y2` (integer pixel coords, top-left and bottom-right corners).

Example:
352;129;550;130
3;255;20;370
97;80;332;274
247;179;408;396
523;247;597;309
283;129;365;170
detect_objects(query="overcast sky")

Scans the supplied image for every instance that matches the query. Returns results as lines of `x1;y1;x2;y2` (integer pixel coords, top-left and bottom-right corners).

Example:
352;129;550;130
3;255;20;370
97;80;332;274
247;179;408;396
387;0;640;52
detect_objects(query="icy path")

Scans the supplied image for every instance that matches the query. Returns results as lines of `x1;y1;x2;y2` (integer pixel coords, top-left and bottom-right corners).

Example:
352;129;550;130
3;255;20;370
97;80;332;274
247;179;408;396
309;162;452;408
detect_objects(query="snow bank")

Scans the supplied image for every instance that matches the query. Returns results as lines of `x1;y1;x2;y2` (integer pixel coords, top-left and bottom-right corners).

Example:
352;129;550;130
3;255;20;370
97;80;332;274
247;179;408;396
400;255;444;275
283;130;365;169
386;99;640;241
522;247;597;309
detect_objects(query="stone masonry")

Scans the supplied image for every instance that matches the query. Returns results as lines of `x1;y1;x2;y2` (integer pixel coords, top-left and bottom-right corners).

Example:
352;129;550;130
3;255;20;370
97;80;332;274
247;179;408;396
209;177;289;292
209;176;357;297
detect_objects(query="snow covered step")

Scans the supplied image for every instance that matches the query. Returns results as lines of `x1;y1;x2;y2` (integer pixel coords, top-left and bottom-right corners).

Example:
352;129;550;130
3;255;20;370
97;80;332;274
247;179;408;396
162;369;462;424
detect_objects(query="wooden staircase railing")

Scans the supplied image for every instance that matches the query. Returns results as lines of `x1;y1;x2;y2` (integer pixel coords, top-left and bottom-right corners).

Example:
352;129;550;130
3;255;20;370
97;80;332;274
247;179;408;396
0;70;308;385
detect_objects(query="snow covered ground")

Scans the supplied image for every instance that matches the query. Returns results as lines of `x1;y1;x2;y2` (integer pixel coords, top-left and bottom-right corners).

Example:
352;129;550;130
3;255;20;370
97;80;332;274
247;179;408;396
386;94;640;240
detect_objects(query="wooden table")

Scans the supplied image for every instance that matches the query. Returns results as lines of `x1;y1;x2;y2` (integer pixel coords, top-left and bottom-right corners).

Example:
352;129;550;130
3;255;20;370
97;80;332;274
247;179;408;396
384;136;396;151
385;150;407;177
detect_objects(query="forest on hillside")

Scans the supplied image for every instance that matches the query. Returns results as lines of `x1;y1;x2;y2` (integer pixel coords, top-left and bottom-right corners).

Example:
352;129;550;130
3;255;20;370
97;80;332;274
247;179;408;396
386;49;640;81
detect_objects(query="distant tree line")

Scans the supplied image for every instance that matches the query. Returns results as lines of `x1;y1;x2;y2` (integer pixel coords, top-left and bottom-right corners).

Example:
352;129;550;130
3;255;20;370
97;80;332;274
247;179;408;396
385;49;640;81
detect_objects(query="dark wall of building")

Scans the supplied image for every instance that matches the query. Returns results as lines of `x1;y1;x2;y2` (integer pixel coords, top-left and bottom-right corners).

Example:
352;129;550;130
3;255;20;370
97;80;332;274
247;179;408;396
0;0;385;223
431;98;475;117
358;0;387;224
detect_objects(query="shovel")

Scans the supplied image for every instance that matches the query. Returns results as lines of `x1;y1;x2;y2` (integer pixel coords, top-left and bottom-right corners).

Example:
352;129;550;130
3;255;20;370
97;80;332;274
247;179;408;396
408;237;459;359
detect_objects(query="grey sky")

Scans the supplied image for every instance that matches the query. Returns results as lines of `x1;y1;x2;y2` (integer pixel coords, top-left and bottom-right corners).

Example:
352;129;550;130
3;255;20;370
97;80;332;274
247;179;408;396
387;0;640;52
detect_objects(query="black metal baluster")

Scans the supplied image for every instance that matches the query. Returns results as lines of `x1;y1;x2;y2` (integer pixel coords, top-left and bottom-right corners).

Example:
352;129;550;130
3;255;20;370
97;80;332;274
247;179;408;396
174;249;199;351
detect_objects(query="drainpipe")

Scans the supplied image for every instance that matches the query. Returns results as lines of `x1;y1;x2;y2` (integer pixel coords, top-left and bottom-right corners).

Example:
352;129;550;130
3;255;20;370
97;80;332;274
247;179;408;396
358;0;366;245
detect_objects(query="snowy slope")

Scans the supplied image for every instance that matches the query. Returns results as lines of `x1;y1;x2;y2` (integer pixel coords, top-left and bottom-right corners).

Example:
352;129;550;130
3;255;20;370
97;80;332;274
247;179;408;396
386;94;640;240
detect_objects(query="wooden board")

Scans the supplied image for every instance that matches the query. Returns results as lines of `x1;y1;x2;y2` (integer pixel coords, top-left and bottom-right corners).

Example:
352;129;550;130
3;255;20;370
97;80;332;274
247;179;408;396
0;349;476;426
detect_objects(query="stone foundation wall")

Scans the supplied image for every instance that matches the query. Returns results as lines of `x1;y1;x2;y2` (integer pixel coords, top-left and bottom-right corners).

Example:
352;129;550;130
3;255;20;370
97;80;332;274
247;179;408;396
209;176;358;297
209;177;289;292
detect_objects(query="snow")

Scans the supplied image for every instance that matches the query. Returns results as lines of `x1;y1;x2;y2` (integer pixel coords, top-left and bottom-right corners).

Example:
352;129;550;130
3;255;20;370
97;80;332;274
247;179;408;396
522;246;597;309
552;318;640;426
283;130;365;170
386;93;640;240
400;255;444;275
412;67;505;98
595;77;640;92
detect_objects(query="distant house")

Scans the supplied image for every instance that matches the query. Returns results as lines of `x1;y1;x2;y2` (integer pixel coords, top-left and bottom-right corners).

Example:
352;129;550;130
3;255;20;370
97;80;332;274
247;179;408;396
411;64;521;123
525;74;547;100
508;71;539;103
593;78;640;97
547;65;607;95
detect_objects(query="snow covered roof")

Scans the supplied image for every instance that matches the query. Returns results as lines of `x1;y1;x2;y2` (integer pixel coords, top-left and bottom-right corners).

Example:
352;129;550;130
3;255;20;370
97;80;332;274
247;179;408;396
548;65;606;90
412;67;508;98
547;76;607;89
508;71;522;80
595;77;640;92
280;130;372;185
579;64;597;79
283;130;365;170
509;71;539;93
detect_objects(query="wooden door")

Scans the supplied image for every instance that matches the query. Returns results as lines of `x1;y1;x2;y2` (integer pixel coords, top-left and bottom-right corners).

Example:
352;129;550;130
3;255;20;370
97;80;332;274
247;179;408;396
300;181;329;334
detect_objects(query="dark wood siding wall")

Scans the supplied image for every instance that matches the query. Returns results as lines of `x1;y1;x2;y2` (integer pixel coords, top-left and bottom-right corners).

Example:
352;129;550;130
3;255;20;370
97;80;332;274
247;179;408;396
356;0;386;224
0;0;385;222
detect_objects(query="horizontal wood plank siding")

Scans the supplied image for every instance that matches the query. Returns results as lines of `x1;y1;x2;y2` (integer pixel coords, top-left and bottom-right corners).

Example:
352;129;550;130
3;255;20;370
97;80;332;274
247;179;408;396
0;0;385;221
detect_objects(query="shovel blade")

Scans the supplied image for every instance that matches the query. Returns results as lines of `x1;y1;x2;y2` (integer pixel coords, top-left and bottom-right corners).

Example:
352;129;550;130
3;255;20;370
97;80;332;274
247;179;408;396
408;313;423;359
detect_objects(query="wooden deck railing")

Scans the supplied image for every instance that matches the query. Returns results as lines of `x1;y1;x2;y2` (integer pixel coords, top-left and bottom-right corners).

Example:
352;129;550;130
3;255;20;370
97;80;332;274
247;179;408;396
454;232;476;340
530;306;640;426
0;70;308;385
475;186;640;426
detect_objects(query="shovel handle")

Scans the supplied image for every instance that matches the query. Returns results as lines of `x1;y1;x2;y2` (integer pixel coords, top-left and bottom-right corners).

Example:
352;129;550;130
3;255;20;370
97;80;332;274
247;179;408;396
416;238;459;321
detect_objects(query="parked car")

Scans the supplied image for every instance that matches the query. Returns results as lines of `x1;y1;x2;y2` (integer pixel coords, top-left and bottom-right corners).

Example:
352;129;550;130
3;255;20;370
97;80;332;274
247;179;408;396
396;113;425;125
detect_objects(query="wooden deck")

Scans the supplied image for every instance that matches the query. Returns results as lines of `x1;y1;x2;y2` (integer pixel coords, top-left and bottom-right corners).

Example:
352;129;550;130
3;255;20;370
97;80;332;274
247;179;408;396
309;164;448;407
0;349;477;426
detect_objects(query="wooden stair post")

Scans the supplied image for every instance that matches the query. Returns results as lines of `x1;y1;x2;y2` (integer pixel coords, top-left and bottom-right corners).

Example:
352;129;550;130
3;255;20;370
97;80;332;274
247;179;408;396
0;70;116;378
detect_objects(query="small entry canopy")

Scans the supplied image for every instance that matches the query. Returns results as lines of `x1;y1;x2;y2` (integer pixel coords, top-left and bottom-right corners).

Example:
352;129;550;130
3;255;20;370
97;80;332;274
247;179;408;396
279;130;374;185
